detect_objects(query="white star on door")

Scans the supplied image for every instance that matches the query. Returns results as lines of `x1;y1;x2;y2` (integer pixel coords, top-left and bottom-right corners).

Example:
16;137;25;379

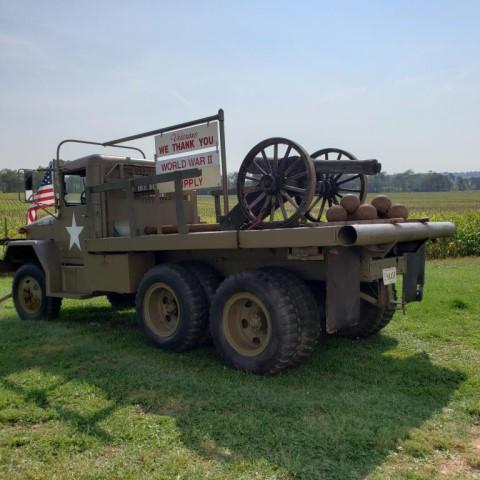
66;212;84;250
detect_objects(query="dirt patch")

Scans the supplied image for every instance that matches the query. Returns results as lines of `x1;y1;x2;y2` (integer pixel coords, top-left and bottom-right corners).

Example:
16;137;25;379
95;445;124;465
437;426;480;478
439;456;472;476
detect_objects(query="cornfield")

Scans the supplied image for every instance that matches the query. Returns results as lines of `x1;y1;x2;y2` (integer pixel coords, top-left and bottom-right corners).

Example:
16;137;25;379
1;191;479;259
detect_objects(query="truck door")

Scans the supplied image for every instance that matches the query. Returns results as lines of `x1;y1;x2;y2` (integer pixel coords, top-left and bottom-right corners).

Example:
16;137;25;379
58;170;88;266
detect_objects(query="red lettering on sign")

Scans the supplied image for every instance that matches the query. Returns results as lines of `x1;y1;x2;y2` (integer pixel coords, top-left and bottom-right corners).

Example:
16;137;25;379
182;176;203;188
199;136;214;147
187;156;206;167
172;139;196;152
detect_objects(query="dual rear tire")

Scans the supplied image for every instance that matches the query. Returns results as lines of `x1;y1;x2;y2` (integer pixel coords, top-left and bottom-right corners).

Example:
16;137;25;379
136;263;321;374
136;263;209;352
210;269;321;374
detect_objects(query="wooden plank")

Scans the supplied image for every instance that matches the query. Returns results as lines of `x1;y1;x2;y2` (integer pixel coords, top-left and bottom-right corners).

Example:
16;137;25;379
174;177;187;234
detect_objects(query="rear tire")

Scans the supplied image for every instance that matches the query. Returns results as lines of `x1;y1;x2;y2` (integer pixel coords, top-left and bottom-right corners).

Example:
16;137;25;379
261;268;321;366
210;270;299;375
337;281;396;338
136;264;208;352
106;293;136;309
182;262;222;345
13;263;62;320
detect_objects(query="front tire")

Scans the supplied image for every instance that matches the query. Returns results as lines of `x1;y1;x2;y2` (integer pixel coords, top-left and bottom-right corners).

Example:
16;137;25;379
136;264;208;352
13;263;62;320
210;270;299;375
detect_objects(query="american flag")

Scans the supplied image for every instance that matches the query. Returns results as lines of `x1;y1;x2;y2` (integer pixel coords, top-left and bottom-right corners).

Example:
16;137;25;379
27;169;55;224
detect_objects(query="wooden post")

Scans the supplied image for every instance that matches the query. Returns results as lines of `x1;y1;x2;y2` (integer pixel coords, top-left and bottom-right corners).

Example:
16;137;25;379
174;175;187;234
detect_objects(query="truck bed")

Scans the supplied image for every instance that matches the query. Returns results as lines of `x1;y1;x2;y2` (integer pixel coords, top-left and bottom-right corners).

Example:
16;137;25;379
86;221;455;253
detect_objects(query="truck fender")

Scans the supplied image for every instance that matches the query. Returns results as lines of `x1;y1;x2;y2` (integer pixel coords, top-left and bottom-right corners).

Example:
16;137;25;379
2;240;61;295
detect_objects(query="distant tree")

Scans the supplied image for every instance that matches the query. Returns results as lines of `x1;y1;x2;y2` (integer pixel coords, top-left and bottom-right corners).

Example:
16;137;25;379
0;169;22;193
455;176;467;191
469;177;480;190
419;172;453;192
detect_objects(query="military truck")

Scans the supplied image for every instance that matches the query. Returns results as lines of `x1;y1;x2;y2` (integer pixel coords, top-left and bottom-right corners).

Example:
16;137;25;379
1;110;455;374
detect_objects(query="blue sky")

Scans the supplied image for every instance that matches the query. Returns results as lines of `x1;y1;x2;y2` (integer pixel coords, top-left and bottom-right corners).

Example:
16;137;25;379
0;0;479;173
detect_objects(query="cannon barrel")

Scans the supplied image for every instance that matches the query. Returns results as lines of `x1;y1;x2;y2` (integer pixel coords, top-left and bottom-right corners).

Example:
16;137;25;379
255;157;381;175
313;159;381;176
338;221;455;246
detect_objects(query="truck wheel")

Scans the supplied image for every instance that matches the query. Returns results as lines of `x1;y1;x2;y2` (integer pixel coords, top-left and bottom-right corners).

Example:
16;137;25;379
12;263;62;320
210;270;299;374
106;293;136;309
136;264;208;352
182;262;222;345
337;281;396;338
261;268;321;366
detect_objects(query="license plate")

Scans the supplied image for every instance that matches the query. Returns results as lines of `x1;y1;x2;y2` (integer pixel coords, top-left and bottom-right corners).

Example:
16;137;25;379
382;267;397;285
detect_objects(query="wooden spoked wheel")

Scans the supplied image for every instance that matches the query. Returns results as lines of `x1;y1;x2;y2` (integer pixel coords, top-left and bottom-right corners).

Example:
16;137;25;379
305;148;367;222
236;138;315;228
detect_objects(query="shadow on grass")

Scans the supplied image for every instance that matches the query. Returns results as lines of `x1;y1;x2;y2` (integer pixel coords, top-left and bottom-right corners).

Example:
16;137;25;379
0;304;465;479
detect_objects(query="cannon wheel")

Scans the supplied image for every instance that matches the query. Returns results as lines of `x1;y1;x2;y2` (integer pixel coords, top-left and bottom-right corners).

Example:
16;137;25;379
237;138;315;228
305;148;367;222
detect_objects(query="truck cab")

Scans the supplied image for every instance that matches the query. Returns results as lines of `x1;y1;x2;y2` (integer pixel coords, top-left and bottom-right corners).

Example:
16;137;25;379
4;154;199;299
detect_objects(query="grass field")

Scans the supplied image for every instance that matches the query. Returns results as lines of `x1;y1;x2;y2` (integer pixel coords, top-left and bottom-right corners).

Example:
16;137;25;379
0;257;479;479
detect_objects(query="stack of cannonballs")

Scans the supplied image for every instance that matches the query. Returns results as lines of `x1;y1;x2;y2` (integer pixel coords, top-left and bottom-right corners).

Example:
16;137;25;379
325;194;409;222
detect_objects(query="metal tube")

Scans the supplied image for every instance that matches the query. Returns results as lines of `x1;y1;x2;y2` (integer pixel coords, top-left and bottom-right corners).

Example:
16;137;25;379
338;222;455;246
56;139;146;162
103;113;220;146
314;159;381;175
218;109;229;215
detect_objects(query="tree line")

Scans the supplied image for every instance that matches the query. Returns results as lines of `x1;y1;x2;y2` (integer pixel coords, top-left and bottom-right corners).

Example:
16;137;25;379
222;170;480;193
2;168;480;194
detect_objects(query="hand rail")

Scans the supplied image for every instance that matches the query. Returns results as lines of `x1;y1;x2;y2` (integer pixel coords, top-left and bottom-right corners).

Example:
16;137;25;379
85;168;202;237
56;139;146;162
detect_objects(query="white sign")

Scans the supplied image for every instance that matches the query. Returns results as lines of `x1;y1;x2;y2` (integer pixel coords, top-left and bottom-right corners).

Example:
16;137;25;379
156;151;221;193
382;267;397;285
155;122;218;157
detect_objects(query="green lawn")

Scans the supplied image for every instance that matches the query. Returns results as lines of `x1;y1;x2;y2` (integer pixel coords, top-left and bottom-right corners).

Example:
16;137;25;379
0;258;479;479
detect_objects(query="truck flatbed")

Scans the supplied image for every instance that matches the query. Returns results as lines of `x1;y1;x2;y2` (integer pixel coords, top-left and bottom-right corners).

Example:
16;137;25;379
85;221;454;253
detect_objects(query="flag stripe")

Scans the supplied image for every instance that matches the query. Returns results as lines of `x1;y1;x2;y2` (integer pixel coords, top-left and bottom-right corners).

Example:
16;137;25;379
27;169;54;224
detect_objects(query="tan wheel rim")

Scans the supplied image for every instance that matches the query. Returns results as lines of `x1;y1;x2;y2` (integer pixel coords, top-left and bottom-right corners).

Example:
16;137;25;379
223;292;272;357
18;275;43;315
143;282;180;338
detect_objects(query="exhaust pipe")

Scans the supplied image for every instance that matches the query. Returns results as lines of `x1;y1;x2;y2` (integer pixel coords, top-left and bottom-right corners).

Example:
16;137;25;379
338;222;455;246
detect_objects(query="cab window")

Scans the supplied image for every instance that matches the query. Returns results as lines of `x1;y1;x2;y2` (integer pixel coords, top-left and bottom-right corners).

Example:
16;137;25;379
64;170;86;205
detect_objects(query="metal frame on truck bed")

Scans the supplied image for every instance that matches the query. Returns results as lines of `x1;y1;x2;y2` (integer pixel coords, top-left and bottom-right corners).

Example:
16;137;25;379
1;110;455;374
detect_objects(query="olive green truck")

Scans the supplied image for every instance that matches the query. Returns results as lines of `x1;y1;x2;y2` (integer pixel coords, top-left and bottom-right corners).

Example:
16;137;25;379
0;111;455;374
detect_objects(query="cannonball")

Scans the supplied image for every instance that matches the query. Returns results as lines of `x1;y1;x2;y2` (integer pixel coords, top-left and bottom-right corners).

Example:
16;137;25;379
387;204;409;219
340;194;360;214
351;203;378;221
371;195;392;216
326;205;348;222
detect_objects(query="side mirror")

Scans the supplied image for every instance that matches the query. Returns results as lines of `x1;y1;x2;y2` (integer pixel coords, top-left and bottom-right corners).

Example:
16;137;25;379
23;170;34;202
